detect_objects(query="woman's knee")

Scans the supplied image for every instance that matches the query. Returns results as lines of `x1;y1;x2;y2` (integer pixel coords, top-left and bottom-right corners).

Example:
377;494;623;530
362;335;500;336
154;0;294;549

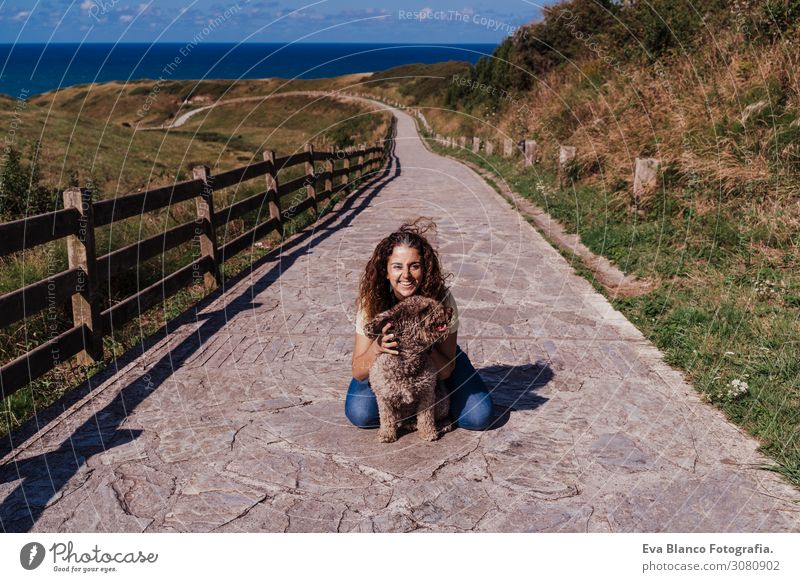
344;377;380;428
454;391;494;431
446;347;493;430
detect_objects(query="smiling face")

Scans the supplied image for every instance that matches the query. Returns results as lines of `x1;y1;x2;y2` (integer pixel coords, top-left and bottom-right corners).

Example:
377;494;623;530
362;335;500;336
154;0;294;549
386;245;423;301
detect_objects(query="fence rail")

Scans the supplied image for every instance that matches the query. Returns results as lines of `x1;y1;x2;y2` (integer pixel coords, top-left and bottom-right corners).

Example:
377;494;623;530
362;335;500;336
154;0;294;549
0;122;395;401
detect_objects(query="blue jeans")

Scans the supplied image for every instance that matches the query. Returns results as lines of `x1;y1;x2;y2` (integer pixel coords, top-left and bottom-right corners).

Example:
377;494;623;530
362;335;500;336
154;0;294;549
345;345;494;431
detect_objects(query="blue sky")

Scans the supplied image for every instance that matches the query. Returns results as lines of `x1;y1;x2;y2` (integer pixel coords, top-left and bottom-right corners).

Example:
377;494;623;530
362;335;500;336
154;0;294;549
0;0;545;44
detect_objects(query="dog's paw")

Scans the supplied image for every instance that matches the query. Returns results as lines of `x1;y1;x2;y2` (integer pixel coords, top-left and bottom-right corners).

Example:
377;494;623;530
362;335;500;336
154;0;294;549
438;421;454;434
377;429;397;443
418;429;439;442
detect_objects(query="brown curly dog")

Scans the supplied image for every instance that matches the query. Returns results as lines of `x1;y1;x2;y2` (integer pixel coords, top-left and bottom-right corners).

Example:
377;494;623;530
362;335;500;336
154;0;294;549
364;295;454;442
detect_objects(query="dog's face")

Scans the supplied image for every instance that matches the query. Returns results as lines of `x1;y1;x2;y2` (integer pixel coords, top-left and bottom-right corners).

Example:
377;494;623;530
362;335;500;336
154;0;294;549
365;295;453;352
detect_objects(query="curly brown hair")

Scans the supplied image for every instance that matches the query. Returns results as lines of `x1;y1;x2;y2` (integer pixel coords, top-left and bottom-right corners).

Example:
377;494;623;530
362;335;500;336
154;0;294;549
357;217;453;324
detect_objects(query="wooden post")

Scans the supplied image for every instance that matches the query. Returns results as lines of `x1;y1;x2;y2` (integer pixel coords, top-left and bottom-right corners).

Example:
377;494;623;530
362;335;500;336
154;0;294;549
63;187;103;364
524;140;538;167
304;143;318;219
192;165;221;291
364;145;373;176
324;152;334;200
342;149;351;190
356;147;364;181
558;145;577;188
458;136;467;149
472;137;480;153
263;149;281;226
485;140;494;155
633;157;660;211
504;138;513;157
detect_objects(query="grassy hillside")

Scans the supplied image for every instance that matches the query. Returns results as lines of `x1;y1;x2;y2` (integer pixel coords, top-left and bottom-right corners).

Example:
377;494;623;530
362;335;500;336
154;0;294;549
427;1;800;483
27;74;372;128
13;74;375;195
351;61;474;133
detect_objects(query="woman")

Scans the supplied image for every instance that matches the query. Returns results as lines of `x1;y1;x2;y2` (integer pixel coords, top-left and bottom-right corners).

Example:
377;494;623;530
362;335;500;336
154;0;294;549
345;217;494;431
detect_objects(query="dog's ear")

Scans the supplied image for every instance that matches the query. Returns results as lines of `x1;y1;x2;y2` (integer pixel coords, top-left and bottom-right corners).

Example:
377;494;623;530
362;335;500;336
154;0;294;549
443;305;453;322
408;296;433;316
364;309;394;338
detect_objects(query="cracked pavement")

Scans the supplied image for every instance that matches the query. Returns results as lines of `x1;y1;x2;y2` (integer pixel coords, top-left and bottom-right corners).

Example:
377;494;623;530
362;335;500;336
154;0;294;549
1;105;799;533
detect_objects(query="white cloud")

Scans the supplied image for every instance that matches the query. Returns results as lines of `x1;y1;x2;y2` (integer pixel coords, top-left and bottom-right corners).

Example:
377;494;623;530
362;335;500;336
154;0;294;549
80;0;94;10
119;14;134;22
12;11;31;21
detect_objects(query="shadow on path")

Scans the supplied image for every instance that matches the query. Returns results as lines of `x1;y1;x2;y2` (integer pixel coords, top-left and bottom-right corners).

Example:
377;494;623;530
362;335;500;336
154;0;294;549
0;139;401;532
482;361;553;430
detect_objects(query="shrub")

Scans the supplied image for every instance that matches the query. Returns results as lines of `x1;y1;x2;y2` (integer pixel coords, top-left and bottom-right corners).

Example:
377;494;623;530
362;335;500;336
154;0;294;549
0;143;56;219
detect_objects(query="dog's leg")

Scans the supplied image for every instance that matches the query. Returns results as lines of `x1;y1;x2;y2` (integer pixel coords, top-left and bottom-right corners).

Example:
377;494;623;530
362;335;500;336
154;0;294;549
376;398;398;443
416;392;438;441
434;380;453;434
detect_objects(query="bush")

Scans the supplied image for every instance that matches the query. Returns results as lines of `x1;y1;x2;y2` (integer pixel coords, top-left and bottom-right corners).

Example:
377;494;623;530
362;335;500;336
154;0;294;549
757;0;800;37
0;143;56;220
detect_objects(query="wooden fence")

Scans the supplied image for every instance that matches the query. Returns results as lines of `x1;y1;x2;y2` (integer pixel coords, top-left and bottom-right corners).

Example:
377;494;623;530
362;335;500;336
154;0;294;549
0;123;395;400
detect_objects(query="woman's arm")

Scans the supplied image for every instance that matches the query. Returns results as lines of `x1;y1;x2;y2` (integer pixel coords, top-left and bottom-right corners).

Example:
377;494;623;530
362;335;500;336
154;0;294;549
428;332;457;380
351;322;398;381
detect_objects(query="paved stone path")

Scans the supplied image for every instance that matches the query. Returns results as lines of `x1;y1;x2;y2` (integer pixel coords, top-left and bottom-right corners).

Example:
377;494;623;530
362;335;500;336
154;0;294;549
1;105;799;533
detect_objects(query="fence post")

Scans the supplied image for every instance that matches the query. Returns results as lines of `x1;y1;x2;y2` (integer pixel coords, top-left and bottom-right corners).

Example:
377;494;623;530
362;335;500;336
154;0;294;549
364;145;372;176
473;137;480;153
524;140;538;167
371;141;379;172
192;165;221;291
324;151;334;202
633;157;660;212
263;149;282;228
342;148;351;190
304;142;318;220
504;138;513;157
485;140;494;155
62;187;103;364
558;145;577;188
356;147;364;182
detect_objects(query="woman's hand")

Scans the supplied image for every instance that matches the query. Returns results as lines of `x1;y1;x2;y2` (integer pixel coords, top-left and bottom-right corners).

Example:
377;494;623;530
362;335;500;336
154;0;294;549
373;321;399;355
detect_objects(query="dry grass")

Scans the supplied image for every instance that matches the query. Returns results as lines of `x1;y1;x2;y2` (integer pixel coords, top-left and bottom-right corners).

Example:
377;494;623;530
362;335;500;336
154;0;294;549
471;29;800;227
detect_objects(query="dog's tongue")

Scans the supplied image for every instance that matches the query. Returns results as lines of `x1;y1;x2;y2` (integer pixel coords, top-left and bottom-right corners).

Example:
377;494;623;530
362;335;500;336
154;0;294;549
436;324;447;332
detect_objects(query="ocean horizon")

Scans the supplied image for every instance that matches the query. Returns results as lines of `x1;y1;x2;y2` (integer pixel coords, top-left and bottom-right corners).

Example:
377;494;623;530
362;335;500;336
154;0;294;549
0;42;496;98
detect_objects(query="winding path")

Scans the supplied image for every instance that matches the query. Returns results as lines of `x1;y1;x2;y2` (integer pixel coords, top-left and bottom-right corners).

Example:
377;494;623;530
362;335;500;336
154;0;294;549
136;90;382;130
1;103;798;532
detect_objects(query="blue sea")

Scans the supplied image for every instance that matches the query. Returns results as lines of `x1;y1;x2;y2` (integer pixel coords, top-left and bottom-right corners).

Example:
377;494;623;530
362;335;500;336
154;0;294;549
0;43;496;97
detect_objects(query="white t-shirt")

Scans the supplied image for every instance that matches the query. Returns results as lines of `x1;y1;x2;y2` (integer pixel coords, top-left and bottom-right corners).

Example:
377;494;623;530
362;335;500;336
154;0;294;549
354;289;459;336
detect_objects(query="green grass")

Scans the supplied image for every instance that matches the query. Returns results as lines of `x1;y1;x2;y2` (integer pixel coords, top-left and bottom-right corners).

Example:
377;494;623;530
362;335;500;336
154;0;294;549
430;137;800;487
